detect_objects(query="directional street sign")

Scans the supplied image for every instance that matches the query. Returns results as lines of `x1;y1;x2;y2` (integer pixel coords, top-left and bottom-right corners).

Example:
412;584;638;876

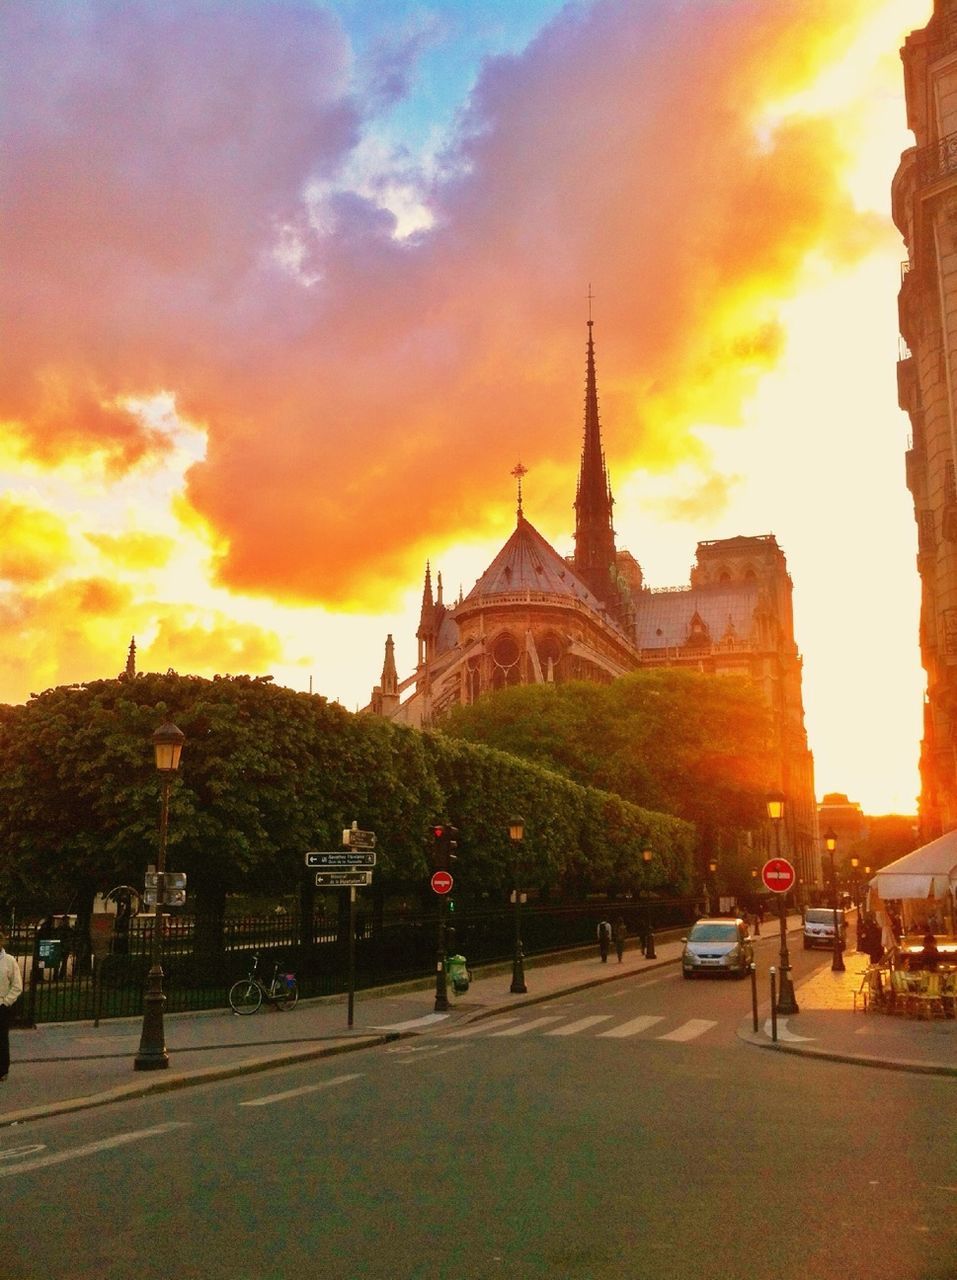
761;858;796;894
315;871;372;888
342;827;376;851
305;851;376;868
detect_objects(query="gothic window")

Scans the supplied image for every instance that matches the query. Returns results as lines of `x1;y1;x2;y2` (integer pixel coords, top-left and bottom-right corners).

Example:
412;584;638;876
718;571;731;584
744;568;757;582
466;659;482;703
490;632;521;689
538;632;565;681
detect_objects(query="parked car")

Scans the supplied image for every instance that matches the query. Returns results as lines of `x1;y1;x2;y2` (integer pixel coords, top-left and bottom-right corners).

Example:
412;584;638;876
803;907;847;950
681;917;754;978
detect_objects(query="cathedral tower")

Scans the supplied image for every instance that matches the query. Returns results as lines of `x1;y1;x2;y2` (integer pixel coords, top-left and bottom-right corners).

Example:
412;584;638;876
573;318;618;612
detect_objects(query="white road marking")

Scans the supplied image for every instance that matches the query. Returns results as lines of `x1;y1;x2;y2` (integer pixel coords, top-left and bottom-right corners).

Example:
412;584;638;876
489;1016;564;1036
597;1015;664;1038
444;1018;520;1037
370;1013;450;1031
763;1018;815;1042
0;1123;188;1179
0;1144;46;1161
239;1073;362;1107
394;1045;465;1064
545;1016;614;1036
657;1019;717;1042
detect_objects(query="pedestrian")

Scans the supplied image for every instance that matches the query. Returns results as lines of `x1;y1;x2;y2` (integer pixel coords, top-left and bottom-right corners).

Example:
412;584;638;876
921;930;940;971
0;930;23;1083
613;917;626;963
597;919;612;963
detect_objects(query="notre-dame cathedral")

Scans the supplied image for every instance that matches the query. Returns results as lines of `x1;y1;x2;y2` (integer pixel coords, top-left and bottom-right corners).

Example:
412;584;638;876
367;320;819;886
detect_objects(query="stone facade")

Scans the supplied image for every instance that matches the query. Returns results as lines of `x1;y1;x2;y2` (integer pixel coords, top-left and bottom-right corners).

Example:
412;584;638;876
894;0;957;837
367;323;819;888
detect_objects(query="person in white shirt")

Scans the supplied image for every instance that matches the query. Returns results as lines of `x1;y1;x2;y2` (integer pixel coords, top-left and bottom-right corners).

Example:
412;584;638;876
0;931;24;1081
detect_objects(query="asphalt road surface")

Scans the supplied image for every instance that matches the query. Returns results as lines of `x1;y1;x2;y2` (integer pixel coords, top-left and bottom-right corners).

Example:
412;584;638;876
3;931;955;1280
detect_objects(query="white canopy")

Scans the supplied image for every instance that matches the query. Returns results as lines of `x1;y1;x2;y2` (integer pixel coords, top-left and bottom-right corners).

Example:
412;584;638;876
869;831;957;901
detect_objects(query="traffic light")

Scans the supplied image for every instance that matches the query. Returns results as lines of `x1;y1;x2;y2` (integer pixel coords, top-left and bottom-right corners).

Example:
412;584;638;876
430;823;459;871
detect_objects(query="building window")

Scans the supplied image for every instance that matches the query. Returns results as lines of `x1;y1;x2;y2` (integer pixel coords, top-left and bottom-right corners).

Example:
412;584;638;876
491;632;521;688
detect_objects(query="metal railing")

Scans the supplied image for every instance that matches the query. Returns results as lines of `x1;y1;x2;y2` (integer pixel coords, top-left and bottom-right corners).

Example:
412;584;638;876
6;898;705;1026
917;130;957;186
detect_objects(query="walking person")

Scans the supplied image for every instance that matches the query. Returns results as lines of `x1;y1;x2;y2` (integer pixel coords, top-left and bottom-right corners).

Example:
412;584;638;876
613;917;627;963
597;919;612;963
0;930;24;1082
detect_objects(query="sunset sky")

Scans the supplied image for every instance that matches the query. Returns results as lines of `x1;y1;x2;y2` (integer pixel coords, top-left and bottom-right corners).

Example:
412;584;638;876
0;0;934;814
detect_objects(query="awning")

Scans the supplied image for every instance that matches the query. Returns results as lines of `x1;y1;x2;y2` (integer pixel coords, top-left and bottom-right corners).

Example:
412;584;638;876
869;830;957;901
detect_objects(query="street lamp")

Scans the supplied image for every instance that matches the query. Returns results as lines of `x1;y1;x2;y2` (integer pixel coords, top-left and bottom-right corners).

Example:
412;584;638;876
850;856;860;910
642;843;656;958
508;816;527;994
708;858;718;916
824;827;845;973
134;721;185;1071
766;790;798;1015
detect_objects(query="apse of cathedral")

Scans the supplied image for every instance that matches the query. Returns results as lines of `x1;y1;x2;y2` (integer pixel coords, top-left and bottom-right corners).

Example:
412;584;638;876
367;319;818;878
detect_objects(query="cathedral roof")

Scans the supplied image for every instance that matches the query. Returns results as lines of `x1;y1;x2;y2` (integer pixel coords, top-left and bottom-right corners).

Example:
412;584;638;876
633;583;760;649
462;514;605;611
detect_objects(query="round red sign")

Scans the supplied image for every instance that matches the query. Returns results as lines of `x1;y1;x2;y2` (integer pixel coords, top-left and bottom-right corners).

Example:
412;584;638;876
431;870;454;895
761;858;796;893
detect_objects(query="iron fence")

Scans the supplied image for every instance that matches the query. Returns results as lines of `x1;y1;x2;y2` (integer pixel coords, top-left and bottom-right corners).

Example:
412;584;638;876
7;896;702;1027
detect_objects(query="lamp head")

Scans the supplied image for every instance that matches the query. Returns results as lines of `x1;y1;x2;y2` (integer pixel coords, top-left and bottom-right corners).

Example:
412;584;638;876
765;791;785;821
152;722;185;773
823;827;837;854
508;816;525;843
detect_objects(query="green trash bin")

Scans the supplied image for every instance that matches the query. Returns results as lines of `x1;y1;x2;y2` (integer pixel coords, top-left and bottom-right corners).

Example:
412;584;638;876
448;954;471;994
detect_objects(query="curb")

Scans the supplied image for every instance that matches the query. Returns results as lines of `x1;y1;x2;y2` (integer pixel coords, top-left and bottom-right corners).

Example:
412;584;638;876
0;1032;413;1129
737;1026;957;1078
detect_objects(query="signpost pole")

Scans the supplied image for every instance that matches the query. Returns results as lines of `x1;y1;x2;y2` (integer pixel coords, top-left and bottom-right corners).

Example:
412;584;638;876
434;894;449;1013
348;886;356;1029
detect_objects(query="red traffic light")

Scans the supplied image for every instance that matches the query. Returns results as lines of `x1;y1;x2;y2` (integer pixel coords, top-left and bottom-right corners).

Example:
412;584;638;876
432;825;447;840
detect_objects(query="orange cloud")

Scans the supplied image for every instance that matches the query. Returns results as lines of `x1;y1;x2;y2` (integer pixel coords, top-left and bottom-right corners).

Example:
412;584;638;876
2;0;885;607
0;498;72;583
144;615;284;674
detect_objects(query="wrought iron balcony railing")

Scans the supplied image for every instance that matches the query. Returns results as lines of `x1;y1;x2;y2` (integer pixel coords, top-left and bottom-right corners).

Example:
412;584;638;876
918;130;957;185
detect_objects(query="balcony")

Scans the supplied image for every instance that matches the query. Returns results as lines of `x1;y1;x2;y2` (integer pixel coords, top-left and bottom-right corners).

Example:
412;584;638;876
918;130;957;186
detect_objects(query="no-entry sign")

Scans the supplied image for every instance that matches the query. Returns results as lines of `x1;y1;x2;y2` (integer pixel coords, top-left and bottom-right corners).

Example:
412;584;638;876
761;858;796;893
431;870;454;895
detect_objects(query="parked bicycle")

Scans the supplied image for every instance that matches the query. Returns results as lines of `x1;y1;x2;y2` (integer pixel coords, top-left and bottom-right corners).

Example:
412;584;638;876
228;953;299;1014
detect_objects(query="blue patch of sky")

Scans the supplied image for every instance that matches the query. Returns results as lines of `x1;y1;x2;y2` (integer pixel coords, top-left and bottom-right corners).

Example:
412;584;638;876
323;0;568;156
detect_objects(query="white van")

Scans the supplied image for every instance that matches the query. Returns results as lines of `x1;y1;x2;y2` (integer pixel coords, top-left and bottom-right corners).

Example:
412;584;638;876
803;906;847;950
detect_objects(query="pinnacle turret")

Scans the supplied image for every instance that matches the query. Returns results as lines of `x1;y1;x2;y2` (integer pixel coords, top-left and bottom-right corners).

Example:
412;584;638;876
573;317;617;608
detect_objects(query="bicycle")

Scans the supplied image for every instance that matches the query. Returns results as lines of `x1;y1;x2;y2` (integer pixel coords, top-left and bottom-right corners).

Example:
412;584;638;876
228;953;299;1014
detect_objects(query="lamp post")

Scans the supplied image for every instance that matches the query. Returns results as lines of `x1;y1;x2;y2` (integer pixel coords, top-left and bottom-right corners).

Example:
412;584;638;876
767;791;799;1015
824;827;845;972
642;843;656;958
850;856;860;910
508;816;527;994
134;721;185;1071
708;859;718;916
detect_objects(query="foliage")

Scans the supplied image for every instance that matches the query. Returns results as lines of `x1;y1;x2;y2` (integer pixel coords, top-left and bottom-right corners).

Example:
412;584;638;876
442;669;775;874
0;672;693;917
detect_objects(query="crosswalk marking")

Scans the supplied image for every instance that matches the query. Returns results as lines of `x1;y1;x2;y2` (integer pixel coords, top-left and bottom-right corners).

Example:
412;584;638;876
545;1016;613;1036
597;1015;665;1038
239;1073;361;1107
657;1019;717;1042
444;1017;520;1038
489;1016;564;1036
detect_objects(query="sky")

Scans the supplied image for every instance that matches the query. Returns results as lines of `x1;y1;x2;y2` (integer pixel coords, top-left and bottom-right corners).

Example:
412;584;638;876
0;0;935;814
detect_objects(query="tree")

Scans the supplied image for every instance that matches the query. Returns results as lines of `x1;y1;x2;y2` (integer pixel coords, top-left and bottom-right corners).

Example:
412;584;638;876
442;669;774;880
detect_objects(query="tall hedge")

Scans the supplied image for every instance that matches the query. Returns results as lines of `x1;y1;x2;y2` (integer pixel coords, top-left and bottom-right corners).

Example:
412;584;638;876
0;672;693;917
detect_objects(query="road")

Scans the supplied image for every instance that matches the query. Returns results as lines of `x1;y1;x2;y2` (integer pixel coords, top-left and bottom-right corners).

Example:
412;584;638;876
2;930;955;1280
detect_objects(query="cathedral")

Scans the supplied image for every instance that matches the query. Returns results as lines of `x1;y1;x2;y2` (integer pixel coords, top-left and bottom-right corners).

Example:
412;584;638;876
367;320;819;887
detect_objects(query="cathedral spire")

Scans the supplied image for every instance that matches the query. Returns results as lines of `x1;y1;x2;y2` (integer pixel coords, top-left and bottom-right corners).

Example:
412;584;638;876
380;634;398;697
573;309;617;607
122;636;136;679
416;561;435;665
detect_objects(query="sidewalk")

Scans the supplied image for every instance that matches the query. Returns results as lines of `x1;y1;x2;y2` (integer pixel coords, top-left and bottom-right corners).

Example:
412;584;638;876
2;916;953;1129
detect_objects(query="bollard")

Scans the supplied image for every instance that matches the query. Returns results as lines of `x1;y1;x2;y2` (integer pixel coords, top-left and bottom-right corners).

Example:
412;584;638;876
750;962;758;1033
644;927;656;960
769;966;778;1043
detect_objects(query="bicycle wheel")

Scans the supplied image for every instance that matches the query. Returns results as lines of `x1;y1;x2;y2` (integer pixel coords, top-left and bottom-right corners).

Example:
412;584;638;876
276;978;298;1011
229;979;262;1014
